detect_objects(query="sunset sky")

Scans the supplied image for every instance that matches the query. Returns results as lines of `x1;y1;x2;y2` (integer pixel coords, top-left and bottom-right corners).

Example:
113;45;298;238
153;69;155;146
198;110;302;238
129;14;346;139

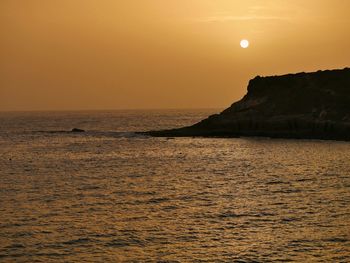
1;0;349;111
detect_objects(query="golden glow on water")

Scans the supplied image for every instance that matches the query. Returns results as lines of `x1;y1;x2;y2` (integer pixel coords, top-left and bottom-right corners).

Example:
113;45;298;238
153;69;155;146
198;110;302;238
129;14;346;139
0;110;349;261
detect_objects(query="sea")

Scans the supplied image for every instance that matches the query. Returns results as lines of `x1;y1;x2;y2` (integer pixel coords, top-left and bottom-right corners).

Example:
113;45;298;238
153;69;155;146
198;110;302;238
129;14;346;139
0;109;349;262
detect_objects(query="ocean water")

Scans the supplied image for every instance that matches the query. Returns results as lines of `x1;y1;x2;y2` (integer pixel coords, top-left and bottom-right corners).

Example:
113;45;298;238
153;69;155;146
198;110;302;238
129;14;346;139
0;109;350;262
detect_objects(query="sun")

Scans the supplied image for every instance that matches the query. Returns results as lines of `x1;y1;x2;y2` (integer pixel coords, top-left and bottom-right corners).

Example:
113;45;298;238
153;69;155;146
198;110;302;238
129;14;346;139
240;39;249;49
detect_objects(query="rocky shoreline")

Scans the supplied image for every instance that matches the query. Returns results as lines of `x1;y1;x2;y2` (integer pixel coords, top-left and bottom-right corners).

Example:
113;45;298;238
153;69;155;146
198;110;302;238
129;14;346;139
143;68;350;141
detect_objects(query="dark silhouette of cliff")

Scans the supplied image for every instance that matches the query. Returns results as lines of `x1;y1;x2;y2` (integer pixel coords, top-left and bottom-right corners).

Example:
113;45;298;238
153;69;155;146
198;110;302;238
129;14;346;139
146;67;350;141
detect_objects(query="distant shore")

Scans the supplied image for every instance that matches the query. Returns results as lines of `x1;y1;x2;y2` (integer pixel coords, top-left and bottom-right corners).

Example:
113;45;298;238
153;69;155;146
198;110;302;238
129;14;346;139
144;68;350;141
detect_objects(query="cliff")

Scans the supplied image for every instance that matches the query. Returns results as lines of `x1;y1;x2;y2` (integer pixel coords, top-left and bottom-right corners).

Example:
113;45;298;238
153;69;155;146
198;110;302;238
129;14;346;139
146;68;350;141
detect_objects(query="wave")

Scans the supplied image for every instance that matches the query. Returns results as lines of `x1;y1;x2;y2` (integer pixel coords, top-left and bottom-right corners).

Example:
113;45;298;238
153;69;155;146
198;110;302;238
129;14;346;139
33;130;149;138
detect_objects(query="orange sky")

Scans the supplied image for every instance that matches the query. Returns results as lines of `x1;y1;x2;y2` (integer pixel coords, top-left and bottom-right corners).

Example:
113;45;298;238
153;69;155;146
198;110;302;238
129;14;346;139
1;0;349;111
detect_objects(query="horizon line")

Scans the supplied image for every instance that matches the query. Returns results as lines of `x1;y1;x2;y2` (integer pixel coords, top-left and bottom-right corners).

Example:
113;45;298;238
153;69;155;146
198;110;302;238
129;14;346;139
0;107;224;113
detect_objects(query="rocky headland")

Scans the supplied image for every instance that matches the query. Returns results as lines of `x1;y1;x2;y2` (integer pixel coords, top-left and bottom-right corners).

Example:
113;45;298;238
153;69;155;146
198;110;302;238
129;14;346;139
146;68;350;141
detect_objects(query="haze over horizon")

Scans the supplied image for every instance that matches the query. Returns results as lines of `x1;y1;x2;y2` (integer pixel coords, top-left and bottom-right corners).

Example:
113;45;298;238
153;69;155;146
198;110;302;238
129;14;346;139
1;0;349;111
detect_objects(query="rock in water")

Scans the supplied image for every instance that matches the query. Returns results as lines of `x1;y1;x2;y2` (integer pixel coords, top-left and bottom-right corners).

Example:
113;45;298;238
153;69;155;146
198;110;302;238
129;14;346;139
71;128;85;133
146;67;350;141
